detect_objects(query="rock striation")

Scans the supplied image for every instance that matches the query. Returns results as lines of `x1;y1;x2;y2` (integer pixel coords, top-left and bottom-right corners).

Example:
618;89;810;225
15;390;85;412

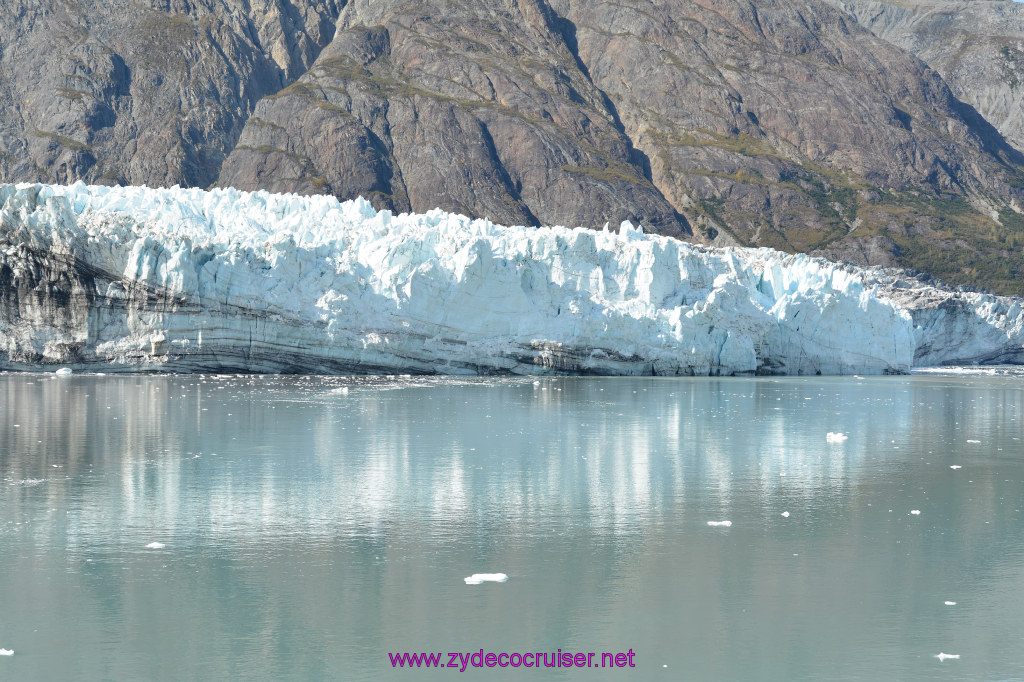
2;183;1022;375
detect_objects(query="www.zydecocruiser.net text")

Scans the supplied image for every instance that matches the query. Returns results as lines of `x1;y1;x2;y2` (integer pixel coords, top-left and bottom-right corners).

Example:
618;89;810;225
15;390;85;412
389;649;637;671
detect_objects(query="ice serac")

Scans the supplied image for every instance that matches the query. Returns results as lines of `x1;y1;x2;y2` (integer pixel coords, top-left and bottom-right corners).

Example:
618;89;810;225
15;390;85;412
859;269;1024;367
0;183;1015;375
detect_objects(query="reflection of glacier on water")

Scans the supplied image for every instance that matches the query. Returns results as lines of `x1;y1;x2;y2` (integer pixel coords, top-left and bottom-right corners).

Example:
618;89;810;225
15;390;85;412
3;372;1017;544
3;371;1024;680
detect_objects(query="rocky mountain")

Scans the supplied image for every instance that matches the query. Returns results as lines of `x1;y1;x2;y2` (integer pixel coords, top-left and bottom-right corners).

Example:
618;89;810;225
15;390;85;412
3;0;1024;294
825;0;1024;154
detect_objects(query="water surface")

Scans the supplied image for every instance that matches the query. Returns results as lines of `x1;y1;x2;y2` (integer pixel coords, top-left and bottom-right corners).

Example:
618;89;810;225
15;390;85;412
1;371;1023;680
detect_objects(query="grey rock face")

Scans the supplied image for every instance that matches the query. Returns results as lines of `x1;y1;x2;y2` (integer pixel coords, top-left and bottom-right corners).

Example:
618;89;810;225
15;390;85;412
215;0;689;234
826;0;1024;153
0;0;343;188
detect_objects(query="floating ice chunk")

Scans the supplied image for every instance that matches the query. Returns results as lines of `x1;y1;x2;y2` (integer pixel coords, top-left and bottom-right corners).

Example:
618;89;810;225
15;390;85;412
0;649;12;656
910;510;921;515
826;432;848;442
464;573;508;585
145;542;166;549
944;601;957;606
55;367;72;376
707;520;732;527
966;440;980;443
935;653;960;661
950;465;962;470
331;387;349;394
781;511;790;518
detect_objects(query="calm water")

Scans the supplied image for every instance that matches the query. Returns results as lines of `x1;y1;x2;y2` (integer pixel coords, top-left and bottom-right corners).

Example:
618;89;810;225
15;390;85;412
1;371;1023;681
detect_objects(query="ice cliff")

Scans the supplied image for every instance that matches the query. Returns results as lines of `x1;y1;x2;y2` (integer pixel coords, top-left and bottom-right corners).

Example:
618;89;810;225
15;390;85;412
0;183;1020;375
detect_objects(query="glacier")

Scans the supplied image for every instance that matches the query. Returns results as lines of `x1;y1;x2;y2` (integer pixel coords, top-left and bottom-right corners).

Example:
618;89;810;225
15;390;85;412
0;182;1021;375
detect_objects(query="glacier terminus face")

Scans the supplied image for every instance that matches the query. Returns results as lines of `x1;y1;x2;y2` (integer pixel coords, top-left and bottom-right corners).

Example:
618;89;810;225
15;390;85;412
1;183;1020;375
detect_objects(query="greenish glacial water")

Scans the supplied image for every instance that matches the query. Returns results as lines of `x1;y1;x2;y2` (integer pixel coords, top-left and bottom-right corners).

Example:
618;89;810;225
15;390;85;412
1;370;1023;681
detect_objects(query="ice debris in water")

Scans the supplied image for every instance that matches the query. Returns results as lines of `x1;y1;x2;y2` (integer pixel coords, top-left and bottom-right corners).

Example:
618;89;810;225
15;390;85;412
55;367;72;376
950;465;962;470
145;542;166;549
966;440;980;444
781;511;790;518
935;653;960;661
910;510;921;515
0;649;12;656
707;520;732;527
464;573;509;585
826;432;848;443
945;601;957;606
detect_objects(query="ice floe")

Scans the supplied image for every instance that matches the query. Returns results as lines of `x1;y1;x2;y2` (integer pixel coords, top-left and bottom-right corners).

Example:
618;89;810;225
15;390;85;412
707;520;733;527
826;432;848;443
145;542;166;549
935;653;960;661
464;573;509;585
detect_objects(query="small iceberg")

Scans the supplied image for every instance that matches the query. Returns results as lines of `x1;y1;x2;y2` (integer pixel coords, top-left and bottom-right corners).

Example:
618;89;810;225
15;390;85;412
935;653;960;661
464;573;508;585
0;649;12;656
55;367;72;376
826;432;848;443
910;510;921;515
950;465;962;470
966;440;980;444
945;601;957;606
145;542;166;549
707;520;732;527
781;511;790;518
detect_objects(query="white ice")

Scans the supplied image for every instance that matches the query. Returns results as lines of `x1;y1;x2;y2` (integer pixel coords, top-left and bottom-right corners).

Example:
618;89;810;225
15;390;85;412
910;510;921;515
826;432;848;442
145;542;166;549
0;649;12;656
464;573;509;584
5;182;1024;375
0;183;923;376
945;601;957;605
55;367;72;375
935;653;960;661
707;520;733;527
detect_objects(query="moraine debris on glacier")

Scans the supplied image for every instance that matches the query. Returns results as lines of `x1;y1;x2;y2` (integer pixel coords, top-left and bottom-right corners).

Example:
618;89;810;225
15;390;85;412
0;183;1021;375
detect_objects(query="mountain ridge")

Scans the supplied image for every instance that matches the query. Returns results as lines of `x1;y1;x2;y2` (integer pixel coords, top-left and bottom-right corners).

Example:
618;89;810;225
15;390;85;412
3;0;1024;293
